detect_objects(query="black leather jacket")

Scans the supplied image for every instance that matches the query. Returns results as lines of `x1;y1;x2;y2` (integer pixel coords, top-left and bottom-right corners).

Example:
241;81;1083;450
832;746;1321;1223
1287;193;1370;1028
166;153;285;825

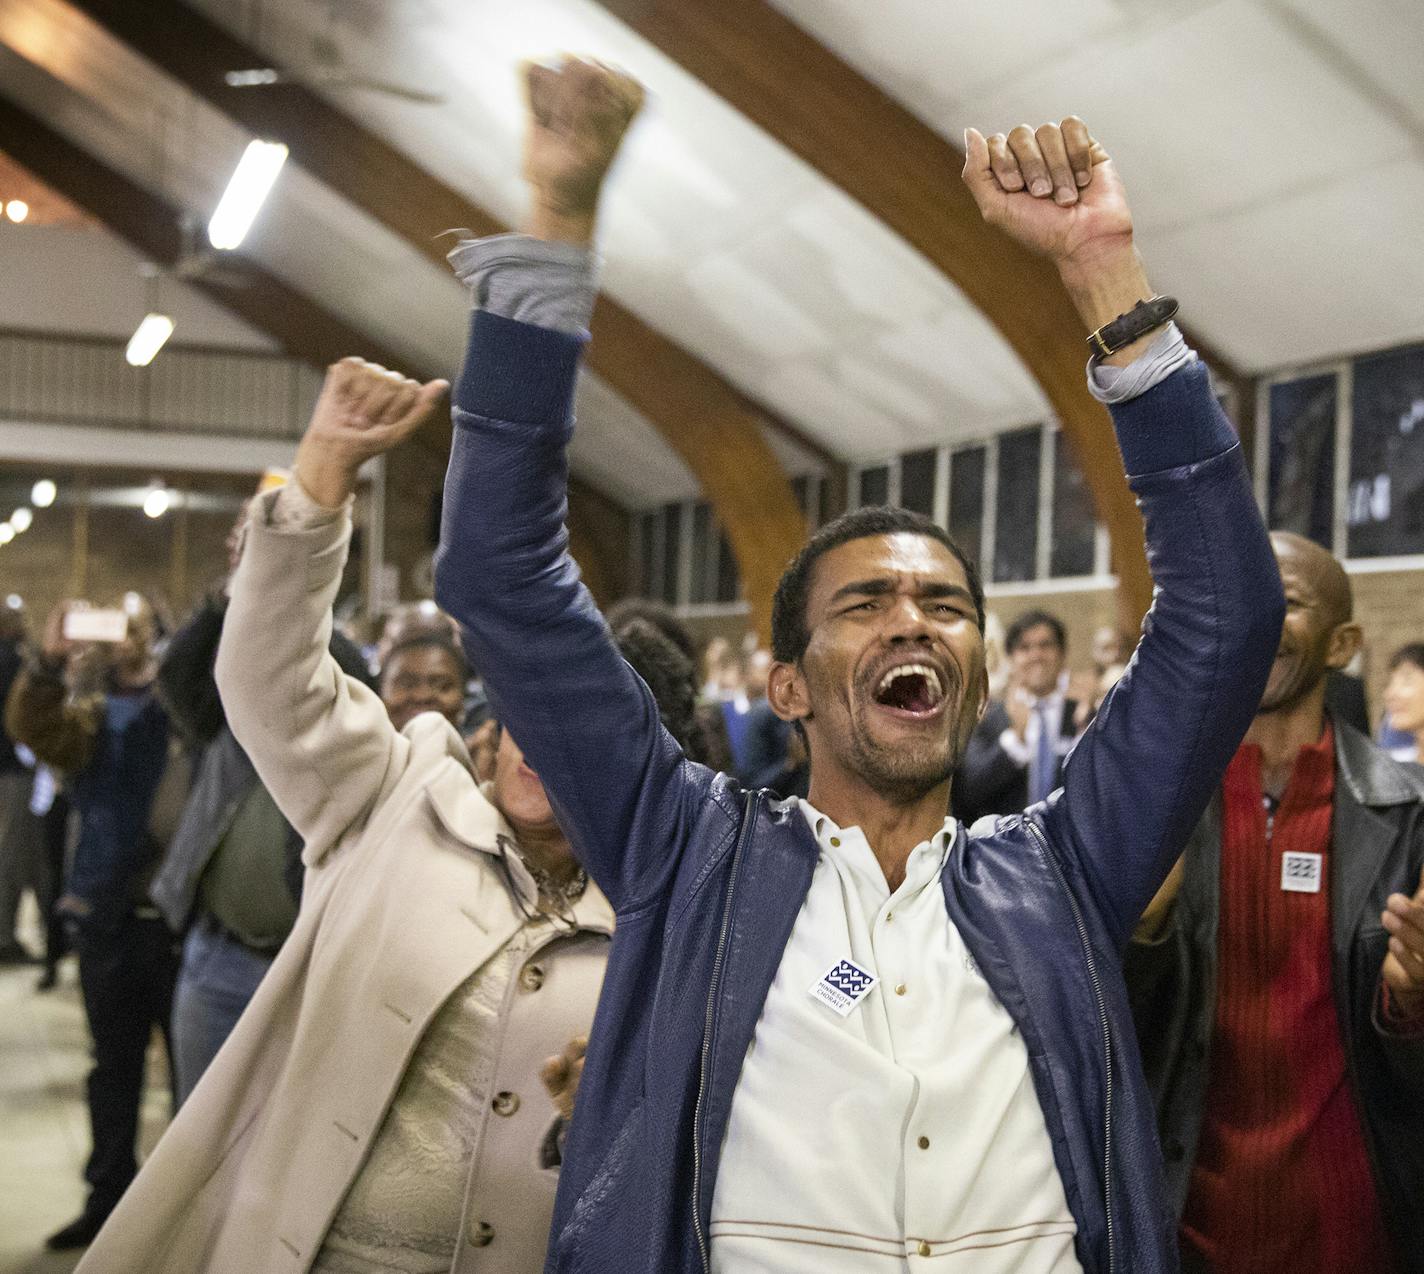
1125;720;1424;1270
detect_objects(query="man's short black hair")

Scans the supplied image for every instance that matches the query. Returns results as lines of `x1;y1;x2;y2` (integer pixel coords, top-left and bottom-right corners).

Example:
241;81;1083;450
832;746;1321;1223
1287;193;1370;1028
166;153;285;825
770;506;985;665
1389;642;1424;675
1005;609;1067;655
381;631;469;684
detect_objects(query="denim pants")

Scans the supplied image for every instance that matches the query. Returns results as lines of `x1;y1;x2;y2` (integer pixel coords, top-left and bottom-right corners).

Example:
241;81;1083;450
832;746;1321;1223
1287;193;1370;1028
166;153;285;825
171;911;275;1105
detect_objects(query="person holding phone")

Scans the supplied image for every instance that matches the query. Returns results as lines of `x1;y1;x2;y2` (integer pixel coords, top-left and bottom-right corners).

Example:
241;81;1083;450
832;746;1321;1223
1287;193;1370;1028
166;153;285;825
5;595;179;1250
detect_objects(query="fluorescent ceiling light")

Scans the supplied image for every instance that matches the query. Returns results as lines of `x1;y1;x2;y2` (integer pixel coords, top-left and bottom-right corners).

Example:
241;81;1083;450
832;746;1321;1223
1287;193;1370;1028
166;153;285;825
208;140;288;250
10;508;31;532
5;199;28;223
126;314;175;367
143;487;171;519
31;479;56;508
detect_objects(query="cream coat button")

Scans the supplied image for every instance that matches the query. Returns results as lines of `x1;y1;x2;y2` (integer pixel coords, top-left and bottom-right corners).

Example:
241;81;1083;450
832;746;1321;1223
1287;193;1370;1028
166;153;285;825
895;983;907;996
493;1091;521;1117
520;963;546;992
917;1240;932;1257
468;1221;494;1247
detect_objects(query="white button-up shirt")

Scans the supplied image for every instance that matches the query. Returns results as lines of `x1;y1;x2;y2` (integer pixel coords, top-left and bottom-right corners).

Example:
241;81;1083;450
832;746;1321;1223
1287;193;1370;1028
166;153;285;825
709;801;1081;1272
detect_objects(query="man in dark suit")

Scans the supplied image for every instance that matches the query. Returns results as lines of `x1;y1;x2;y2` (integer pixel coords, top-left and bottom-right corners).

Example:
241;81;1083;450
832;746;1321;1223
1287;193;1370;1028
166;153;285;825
953;609;1078;823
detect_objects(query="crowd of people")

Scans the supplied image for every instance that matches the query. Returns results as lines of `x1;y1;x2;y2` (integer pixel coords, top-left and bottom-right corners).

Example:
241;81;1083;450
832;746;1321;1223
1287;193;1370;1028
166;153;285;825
0;55;1421;1274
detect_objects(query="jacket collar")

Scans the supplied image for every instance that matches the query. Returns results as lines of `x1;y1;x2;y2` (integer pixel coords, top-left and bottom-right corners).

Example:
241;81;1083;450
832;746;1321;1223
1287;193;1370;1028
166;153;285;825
422;756;615;935
1332;716;1424;808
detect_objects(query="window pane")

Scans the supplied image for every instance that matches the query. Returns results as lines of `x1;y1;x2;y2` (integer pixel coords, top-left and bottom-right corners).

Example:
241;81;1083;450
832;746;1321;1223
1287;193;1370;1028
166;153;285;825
1050;429;1097;577
994;427;1041;583
1348;344;1424;559
899;449;937;516
660;503;681;606
716;530;740;604
690;502;713;604
1268;374;1336;548
639;512;657;599
947;446;985;569
859;465;889;507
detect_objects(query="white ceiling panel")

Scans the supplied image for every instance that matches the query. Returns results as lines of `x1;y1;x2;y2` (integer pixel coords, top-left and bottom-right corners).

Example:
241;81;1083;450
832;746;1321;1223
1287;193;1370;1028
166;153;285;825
1154;158;1424;370
0;223;276;348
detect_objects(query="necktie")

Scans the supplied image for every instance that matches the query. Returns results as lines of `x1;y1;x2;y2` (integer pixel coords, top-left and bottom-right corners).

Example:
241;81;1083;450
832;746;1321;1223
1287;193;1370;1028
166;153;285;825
1030;700;1056;805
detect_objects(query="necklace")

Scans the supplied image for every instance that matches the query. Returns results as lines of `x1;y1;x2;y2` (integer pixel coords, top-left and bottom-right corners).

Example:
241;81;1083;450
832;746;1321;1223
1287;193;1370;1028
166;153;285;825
495;834;587;925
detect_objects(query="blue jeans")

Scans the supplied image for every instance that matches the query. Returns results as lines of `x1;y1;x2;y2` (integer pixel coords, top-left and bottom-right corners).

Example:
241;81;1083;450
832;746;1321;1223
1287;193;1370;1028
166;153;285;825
171;913;275;1106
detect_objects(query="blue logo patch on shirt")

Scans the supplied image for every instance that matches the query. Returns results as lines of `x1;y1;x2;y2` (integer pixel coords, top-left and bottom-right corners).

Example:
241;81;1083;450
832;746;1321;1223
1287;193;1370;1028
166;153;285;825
809;957;879;1017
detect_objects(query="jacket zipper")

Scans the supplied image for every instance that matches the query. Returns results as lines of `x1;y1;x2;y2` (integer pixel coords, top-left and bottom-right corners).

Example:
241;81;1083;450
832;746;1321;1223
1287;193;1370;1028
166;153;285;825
1025;818;1116;1274
692;789;760;1273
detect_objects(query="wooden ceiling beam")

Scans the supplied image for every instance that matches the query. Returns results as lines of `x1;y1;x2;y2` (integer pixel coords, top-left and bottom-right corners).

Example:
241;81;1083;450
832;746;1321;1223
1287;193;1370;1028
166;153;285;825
591;0;1252;626
66;0;818;638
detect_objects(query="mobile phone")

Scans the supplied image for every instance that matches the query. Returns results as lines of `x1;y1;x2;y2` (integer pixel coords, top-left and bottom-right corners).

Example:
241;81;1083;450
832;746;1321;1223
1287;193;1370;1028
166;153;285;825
62;608;129;643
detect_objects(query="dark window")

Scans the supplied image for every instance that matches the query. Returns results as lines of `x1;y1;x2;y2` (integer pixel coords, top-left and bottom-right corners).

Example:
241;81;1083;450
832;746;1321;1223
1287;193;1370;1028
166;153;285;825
690;502;713;604
660;503;681;606
859;465;889;507
898;449;937;517
1348;344;1424;559
638;511;657;599
1268;374;1336;548
947;445;985;571
716;530;740;604
994;426;1041;583
1050;429;1097;577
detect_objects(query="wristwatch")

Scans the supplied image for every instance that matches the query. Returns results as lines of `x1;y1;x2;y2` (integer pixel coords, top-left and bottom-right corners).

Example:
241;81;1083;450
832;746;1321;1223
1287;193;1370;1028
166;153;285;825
1086;295;1179;358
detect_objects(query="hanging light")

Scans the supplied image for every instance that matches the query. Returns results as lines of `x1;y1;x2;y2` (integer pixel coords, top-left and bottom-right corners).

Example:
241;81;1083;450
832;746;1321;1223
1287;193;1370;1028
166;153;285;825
10;508;31;533
31;479;57;508
126;313;174;367
0;524;13;545
4;199;28;224
143;484;172;519
208;139;288;250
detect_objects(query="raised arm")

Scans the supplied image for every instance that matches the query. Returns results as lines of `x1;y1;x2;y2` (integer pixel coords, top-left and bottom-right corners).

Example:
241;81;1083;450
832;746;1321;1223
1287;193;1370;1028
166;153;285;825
4;605;101;774
961;121;1284;947
215;360;446;858
435;61;731;911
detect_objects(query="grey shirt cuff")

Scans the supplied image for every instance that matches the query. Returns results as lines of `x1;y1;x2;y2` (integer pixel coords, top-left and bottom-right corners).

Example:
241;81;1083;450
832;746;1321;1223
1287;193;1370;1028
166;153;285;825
1086;322;1194;404
447;232;598;335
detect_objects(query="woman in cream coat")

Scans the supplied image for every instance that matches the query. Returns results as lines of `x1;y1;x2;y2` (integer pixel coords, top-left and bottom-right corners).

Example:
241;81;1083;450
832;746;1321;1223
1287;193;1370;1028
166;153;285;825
77;360;636;1274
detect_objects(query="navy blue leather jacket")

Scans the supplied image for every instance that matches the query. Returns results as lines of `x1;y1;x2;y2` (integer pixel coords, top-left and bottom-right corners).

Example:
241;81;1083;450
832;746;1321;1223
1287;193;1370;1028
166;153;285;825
435;311;1284;1274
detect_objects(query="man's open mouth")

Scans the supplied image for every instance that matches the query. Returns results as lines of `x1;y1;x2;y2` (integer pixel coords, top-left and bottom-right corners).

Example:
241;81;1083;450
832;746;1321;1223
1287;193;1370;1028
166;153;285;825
872;662;947;717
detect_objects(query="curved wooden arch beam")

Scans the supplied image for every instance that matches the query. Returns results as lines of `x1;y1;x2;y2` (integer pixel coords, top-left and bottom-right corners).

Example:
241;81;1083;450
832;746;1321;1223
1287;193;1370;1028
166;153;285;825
593;0;1253;627
63;0;811;638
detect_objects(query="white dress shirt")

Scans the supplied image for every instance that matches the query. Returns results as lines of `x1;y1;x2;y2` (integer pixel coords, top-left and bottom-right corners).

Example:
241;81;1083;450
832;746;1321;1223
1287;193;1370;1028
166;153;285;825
709;802;1081;1272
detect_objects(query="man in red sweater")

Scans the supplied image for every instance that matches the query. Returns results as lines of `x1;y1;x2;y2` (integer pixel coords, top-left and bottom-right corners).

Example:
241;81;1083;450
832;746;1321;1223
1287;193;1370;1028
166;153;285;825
1126;531;1424;1273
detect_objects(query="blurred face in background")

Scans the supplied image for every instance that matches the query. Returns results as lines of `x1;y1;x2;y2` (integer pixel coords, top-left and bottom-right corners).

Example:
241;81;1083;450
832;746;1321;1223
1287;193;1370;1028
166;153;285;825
1384;657;1424;738
380;643;465;733
1008;623;1066;700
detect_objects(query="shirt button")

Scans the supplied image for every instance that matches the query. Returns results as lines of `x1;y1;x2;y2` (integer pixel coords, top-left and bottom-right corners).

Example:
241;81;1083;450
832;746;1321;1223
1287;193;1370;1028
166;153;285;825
895;983;907;996
917;1240;932;1257
917;1135;930;1150
829;836;841;847
519;963;545;992
468;1221;495;1247
492;1091;521;1116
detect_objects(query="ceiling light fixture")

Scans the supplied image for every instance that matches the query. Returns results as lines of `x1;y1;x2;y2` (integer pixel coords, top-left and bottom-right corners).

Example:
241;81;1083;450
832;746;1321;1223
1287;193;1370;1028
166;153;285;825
5;199;28;223
0;524;13;545
126;313;175;367
208;139;288;250
31;479;57;508
143;485;172;519
10;508;31;533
